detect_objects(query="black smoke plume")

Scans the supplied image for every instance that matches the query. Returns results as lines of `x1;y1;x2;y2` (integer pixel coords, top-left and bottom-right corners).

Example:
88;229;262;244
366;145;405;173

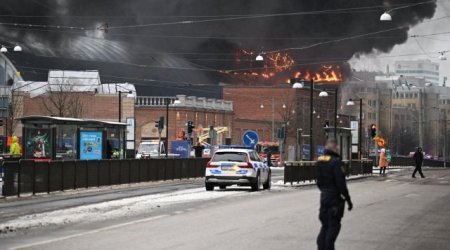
0;0;438;88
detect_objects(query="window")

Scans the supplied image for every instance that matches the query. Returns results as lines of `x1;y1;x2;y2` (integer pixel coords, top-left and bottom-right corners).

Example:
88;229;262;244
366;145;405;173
250;152;262;162
56;125;77;160
212;152;248;162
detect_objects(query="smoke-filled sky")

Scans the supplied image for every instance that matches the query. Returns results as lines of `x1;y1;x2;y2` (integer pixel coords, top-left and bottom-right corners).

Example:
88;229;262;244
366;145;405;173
350;0;450;84
0;0;440;86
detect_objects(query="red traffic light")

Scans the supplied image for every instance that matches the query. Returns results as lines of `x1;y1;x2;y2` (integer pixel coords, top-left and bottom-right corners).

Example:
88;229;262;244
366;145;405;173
370;124;377;138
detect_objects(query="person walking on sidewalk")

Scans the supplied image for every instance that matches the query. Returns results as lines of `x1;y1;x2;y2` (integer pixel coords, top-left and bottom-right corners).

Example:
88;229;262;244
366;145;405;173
315;138;353;250
379;148;388;176
413;147;425;178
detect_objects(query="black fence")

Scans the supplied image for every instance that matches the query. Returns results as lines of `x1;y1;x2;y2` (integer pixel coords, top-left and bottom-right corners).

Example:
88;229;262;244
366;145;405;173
284;160;373;185
2;158;209;197
371;156;450;168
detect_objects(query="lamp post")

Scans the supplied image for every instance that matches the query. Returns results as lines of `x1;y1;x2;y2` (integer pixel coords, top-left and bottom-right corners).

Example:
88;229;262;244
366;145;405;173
346;98;363;159
260;97;285;142
319;88;339;138
118;90;133;122
1;45;22;85
293;79;314;161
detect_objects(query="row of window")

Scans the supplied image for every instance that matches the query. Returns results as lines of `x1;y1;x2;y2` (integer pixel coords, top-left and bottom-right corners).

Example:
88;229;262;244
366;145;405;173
395;69;439;76
394;92;419;99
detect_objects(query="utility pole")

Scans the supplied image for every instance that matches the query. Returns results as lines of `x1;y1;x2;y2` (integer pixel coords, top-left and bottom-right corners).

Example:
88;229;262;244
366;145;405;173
419;89;424;147
444;108;447;168
310;80;314;161
272;97;275;142
165;98;169;158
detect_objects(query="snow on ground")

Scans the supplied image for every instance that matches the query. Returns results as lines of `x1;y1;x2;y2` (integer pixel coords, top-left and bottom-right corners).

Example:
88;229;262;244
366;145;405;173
0;188;246;234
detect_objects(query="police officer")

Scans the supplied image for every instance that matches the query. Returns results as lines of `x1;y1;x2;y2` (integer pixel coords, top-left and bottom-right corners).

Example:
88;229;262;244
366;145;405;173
316;138;353;250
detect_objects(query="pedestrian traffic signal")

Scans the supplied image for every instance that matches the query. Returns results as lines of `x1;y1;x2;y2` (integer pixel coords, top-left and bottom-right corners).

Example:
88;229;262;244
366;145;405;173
187;121;195;134
155;116;164;133
370;124;377;138
277;126;286;139
324;120;330;128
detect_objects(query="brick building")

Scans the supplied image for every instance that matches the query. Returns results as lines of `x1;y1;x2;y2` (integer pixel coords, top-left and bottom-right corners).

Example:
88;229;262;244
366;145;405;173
10;70;135;137
134;95;234;147
223;84;337;160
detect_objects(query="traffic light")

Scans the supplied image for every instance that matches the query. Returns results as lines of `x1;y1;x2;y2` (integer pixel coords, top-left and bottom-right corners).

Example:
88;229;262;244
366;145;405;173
277;126;286;139
187;121;195;134
155;116;164;133
370;124;377;138
324;120;330;128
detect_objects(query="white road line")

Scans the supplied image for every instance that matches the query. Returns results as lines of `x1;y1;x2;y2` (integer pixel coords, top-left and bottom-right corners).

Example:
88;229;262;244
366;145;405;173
9;214;169;250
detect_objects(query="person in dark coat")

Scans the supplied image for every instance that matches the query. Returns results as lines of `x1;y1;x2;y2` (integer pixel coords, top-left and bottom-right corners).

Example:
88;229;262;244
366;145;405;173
266;151;273;167
315;138;353;250
412;147;425;178
192;143;205;158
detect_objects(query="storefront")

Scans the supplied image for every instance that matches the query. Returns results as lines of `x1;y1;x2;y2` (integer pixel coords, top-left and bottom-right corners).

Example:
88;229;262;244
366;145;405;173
19;116;127;160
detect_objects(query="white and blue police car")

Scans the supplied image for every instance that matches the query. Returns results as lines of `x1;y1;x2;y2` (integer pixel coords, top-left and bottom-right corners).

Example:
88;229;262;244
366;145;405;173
205;148;271;191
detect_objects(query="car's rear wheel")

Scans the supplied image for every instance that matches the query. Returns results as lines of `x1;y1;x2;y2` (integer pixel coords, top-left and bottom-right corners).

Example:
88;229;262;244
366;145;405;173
205;183;214;191
219;185;226;190
251;173;261;191
263;172;271;190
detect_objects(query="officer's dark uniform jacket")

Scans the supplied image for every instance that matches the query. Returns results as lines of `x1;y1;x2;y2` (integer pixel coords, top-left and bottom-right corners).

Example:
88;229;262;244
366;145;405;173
315;149;351;206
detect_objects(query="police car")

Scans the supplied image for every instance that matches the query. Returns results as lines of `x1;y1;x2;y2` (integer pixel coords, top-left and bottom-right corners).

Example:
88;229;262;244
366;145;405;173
205;148;271;191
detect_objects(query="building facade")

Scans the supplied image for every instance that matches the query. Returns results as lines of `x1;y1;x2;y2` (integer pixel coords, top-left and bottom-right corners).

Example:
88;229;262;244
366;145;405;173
394;60;440;86
134;95;234;148
223;85;336;160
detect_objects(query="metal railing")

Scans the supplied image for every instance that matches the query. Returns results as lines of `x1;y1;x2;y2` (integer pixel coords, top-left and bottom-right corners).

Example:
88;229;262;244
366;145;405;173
2;158;209;197
283;160;373;185
370;156;450;168
135;96;176;107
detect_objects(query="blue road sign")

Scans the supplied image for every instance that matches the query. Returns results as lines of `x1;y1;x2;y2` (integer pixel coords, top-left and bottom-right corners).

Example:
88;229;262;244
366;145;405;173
242;130;259;148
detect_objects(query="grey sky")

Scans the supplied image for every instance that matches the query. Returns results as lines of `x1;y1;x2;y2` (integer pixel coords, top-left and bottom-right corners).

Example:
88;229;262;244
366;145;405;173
350;0;450;84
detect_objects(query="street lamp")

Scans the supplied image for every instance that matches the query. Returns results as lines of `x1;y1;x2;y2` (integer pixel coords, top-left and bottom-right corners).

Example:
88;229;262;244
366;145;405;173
0;46;7;53
13;45;22;52
292;79;314;160
347;98;363;160
319;88;339;138
118;90;133;122
260;98;287;142
319;90;328;97
292;80;304;89
380;12;392;21
255;54;264;61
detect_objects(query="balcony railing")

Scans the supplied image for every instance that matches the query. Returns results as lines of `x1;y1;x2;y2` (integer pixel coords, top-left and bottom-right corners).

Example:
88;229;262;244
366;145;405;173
135;95;233;111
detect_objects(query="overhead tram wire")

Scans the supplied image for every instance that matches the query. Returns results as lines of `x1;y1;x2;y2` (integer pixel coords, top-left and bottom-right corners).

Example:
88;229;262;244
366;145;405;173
12;48;448;79
0;2;435;31
0;2;425;20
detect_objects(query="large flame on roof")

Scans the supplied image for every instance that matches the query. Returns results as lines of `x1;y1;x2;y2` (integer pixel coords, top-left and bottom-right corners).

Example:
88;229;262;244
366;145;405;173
225;49;343;83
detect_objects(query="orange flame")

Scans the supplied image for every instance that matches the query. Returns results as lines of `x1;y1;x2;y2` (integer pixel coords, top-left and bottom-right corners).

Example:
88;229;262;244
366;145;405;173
230;49;343;83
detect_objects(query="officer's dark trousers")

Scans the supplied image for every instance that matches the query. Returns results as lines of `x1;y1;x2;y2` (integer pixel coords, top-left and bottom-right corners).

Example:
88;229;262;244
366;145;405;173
412;163;424;177
317;201;345;250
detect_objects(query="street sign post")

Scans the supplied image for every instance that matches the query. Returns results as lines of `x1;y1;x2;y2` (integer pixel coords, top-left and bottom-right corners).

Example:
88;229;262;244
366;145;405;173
242;130;259;148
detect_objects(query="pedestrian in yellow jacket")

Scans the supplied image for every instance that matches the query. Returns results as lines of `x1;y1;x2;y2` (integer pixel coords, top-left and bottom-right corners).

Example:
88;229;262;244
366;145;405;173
379;148;388;176
10;136;21;158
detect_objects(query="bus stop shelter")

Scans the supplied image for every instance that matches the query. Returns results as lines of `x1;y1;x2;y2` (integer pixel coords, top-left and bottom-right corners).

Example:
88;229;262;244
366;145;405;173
18;116;127;160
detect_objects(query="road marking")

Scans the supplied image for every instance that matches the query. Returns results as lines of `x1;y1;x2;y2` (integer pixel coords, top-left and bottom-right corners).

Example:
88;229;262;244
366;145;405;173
9;214;169;250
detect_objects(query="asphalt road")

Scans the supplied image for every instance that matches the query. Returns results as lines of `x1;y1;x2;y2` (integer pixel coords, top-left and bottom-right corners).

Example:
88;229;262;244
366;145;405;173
1;169;449;250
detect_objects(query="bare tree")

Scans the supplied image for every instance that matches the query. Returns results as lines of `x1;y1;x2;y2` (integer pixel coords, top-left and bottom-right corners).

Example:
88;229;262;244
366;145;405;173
6;89;23;136
39;80;85;118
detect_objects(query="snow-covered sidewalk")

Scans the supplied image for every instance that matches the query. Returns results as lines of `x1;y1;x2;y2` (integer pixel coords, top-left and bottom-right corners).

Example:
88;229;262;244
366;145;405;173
0;188;246;234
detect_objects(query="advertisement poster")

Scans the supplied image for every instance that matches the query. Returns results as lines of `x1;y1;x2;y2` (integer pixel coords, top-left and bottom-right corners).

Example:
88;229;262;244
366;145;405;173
25;128;52;159
302;144;310;160
80;131;103;160
171;140;189;158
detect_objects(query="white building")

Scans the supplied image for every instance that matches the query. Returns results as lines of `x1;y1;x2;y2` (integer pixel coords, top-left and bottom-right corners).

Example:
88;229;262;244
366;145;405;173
394;60;440;86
